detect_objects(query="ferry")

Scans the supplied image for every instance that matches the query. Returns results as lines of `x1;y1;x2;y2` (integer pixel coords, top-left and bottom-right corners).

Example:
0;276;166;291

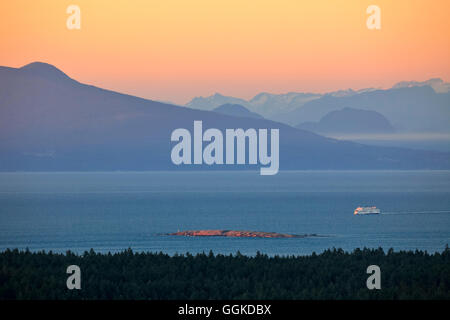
354;206;380;215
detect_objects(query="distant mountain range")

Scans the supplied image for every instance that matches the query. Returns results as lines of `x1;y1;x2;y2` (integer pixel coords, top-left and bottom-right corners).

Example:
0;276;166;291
274;86;450;133
212;104;263;119
186;91;336;117
0;62;449;171
185;88;404;117
392;78;450;93
185;79;450;134
296;108;395;136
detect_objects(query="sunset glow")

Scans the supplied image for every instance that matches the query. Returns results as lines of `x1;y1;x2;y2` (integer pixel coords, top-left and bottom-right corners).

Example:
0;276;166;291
1;0;449;104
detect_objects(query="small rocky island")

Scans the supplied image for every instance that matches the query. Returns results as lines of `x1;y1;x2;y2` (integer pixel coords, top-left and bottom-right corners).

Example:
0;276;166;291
167;230;318;239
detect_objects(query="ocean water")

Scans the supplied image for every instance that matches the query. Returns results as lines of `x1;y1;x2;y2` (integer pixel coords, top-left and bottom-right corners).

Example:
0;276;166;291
0;171;449;256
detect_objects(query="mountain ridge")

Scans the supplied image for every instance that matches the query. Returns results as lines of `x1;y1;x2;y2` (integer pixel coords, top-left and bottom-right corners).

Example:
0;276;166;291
213;104;264;119
296;108;395;135
185;79;450;126
273;86;450;132
1;61;449;171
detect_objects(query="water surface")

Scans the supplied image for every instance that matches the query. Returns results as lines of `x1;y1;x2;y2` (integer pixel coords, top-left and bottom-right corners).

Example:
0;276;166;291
0;171;449;255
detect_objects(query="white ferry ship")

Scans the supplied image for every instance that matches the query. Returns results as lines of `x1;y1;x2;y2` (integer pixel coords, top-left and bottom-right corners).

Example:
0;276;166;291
354;206;380;215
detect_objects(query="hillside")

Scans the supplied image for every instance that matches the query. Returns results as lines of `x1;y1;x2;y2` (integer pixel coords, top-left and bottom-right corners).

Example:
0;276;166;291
0;62;449;171
297;108;395;135
213;103;263;119
274;86;450;132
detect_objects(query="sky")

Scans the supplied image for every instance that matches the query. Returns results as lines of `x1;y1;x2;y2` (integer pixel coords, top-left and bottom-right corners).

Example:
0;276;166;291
1;0;449;104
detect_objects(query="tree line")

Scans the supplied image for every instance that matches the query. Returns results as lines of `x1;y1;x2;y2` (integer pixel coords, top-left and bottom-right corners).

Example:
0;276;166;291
0;247;449;300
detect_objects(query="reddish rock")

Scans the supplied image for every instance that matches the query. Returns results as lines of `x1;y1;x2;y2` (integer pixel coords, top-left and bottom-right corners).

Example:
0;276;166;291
167;229;316;238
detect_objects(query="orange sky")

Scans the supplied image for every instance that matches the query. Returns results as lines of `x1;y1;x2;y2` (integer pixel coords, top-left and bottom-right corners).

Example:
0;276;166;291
1;0;449;104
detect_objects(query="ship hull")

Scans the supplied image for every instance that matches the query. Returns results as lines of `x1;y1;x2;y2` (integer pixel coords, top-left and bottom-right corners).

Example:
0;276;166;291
354;211;380;215
354;207;381;215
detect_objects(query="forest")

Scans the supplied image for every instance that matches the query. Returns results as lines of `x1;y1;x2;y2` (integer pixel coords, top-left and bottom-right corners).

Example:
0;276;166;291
0;247;449;300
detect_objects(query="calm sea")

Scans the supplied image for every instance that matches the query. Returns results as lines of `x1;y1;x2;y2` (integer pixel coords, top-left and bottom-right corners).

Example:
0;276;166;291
0;171;449;256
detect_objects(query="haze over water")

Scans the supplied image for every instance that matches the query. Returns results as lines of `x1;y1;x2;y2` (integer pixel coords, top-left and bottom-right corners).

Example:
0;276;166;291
0;171;449;256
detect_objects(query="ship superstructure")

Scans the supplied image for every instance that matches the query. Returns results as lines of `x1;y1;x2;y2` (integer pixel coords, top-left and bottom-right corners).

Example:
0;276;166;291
354;206;380;215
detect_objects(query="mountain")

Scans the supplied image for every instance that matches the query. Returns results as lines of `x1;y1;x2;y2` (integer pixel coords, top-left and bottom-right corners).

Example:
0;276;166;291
324;88;379;98
186;92;321;117
185;88;391;118
18;61;76;83
296;108;395;135
0;62;449;171
185;93;250;111
248;92;321;117
213;104;263;119
392;78;450;93
186;79;449;132
273;86;450;132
